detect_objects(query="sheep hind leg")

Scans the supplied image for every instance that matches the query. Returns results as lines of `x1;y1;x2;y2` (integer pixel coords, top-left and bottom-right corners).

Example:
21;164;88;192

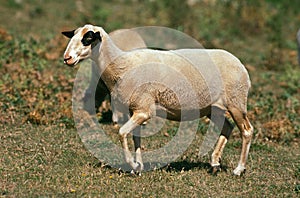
132;126;144;174
119;112;149;173
229;107;253;176
209;109;234;175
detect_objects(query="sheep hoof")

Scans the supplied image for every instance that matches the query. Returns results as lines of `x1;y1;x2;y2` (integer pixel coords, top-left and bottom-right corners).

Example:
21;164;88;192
209;165;221;176
233;167;246;176
130;170;142;176
135;161;143;172
129;161;143;176
130;169;141;176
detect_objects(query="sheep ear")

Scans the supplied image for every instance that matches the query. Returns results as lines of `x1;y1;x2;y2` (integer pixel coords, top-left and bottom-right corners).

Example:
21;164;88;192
62;30;75;38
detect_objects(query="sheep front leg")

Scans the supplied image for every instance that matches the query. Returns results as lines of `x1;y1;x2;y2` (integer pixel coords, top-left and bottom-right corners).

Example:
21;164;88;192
119;112;149;173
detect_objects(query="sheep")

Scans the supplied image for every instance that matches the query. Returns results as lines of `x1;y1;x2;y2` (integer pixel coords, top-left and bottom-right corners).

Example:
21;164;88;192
83;29;147;125
62;24;253;176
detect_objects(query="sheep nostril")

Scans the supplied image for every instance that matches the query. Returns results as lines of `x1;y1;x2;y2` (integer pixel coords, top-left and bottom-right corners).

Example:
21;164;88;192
64;56;72;62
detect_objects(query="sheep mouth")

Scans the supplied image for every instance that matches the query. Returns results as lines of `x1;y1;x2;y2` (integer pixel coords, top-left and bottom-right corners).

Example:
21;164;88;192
64;59;80;67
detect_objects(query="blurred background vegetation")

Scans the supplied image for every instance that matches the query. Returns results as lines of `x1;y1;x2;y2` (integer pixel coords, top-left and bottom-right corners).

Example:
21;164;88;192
0;0;299;143
0;0;300;196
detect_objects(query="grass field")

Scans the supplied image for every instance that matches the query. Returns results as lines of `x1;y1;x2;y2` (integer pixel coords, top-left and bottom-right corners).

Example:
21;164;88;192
0;0;299;197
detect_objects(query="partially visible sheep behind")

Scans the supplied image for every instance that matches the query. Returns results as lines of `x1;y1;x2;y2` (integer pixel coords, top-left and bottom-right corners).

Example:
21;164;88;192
297;29;300;65
83;29;147;125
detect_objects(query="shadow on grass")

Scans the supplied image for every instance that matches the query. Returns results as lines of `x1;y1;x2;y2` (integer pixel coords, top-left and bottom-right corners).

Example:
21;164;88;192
91;159;229;175
166;160;229;174
166;160;212;172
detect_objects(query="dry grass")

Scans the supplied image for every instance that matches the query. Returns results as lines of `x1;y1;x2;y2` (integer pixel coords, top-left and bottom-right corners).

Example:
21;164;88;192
0;123;299;197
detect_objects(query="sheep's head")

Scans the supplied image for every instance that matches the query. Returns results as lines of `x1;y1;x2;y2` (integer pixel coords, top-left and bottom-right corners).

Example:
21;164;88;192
62;24;102;66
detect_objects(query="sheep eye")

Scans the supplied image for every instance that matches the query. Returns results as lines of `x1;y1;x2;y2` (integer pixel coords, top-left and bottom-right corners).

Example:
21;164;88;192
81;31;96;46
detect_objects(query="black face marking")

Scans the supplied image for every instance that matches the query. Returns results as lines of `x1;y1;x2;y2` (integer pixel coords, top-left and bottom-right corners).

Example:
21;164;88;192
94;32;101;41
62;30;75;38
81;31;102;46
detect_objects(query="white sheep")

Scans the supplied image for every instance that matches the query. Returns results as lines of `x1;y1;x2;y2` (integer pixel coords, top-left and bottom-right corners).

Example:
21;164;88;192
62;24;253;176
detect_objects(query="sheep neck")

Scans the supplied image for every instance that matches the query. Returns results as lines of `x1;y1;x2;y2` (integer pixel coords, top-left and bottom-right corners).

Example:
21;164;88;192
91;34;125;92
